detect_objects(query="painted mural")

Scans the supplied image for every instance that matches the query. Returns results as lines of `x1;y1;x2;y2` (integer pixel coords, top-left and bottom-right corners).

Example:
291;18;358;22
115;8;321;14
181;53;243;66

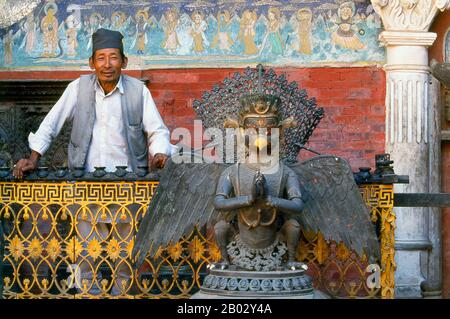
0;0;384;69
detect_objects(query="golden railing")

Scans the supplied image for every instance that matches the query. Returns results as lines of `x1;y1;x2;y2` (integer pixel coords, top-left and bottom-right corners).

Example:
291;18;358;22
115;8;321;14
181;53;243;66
0;181;395;299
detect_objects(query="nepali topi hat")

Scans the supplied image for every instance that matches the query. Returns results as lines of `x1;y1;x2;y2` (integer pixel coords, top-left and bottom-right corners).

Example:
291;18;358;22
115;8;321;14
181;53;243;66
92;28;124;56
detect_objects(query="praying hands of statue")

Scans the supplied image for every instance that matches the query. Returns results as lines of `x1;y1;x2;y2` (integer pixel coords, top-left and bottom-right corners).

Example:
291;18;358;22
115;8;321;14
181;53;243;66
251;171;305;215
150;153;169;170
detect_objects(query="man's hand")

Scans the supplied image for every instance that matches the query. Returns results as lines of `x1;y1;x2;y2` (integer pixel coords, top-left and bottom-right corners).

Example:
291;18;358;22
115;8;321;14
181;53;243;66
150;153;169;169
13;151;41;179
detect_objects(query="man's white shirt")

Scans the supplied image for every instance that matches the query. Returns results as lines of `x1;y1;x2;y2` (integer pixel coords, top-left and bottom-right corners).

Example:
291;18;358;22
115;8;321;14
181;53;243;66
29;76;174;172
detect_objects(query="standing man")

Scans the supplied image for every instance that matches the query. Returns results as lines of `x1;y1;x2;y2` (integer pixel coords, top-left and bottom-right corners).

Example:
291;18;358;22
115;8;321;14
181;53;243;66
13;28;174;296
14;28;171;176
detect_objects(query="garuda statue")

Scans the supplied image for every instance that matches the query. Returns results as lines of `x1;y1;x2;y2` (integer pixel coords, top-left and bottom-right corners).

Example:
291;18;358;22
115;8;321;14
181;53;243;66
132;65;379;297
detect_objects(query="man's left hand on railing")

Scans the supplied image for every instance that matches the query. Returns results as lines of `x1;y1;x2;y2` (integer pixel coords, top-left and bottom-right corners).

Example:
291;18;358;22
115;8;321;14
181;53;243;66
13;150;41;179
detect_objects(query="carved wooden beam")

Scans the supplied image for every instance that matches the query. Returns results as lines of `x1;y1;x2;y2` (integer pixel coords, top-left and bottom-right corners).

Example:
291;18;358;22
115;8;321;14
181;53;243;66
0;81;70;105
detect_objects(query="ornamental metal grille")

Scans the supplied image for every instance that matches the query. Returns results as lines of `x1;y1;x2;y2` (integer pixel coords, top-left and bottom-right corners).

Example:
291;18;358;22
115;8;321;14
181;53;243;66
0;181;394;299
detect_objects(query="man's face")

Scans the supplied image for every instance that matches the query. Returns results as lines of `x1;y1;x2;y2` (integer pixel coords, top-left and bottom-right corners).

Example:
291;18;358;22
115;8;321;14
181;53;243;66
89;48;127;84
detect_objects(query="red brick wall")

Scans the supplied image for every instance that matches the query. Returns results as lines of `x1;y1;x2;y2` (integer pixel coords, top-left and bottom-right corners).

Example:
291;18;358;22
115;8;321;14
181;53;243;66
142;67;386;170
0;66;386;169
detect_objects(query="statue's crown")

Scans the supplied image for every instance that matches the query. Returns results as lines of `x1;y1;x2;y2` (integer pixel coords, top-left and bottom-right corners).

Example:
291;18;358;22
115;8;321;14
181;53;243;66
239;94;281;124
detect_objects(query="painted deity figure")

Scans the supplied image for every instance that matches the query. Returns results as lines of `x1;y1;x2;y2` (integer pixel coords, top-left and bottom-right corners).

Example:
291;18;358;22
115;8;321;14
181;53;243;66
190;11;208;54
162;8;180;54
211;10;234;53
238;10;258;55
330;1;364;50
65;15;79;57
20;13;37;55
111;11;126;32
260;7;284;56
82;16;90;39
40;4;59;57
133;10;149;55
293;8;312;55
86;13;103;50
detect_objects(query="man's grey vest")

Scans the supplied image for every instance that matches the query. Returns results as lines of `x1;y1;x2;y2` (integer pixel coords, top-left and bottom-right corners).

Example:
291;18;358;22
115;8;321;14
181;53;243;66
68;74;148;172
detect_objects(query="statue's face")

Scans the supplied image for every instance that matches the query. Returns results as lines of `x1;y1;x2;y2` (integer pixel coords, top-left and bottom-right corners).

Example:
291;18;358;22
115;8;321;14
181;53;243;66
243;117;279;151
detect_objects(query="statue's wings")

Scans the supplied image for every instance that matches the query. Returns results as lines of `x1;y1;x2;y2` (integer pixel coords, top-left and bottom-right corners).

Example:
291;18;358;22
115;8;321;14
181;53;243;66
132;159;229;267
289;155;380;262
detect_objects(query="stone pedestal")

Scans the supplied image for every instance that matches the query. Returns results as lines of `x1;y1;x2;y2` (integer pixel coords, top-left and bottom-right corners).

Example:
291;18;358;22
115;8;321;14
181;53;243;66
191;267;328;299
191;290;327;299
